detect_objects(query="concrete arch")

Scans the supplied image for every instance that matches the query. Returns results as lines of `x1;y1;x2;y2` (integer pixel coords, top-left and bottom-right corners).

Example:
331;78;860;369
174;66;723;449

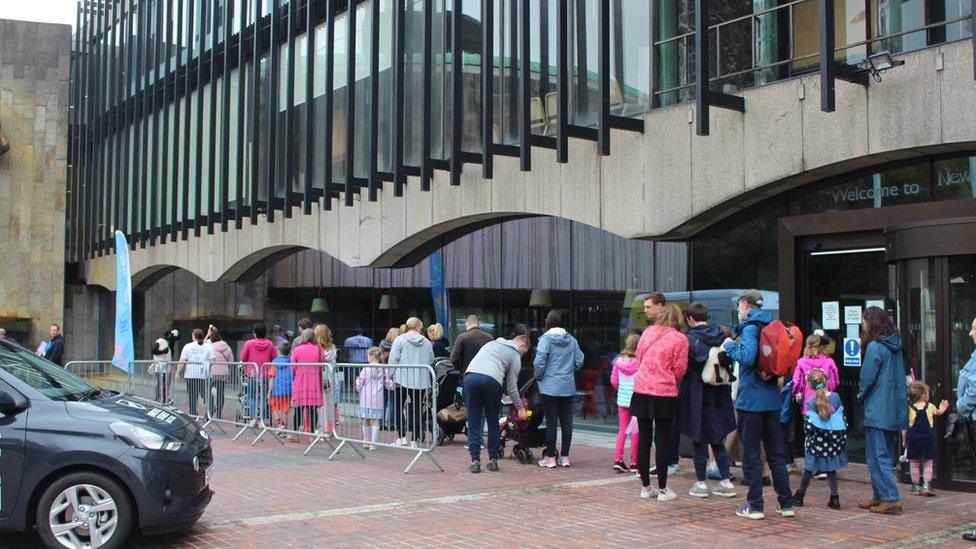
82;40;976;290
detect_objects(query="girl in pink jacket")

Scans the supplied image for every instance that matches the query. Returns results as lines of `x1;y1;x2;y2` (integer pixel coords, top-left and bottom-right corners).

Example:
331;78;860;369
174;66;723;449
792;335;839;414
356;347;394;450
611;334;640;473
631;303;689;502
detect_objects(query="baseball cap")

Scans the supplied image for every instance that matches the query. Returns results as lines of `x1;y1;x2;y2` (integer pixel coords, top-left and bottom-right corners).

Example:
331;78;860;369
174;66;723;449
731;289;764;307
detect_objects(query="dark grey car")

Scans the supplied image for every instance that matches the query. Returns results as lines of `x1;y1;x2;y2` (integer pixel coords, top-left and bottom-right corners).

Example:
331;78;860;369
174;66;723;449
0;339;213;548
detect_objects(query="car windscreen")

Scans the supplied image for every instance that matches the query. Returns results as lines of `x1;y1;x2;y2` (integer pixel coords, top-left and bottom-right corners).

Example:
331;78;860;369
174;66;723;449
0;340;97;401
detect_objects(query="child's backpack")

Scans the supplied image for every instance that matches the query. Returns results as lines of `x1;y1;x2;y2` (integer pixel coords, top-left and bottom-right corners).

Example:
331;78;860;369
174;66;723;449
702;347;733;386
757;321;804;378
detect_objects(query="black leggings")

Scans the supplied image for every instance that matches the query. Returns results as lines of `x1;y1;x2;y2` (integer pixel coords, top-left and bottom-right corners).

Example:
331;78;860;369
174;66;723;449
542;395;574;458
293;406;319;432
397;388;429;441
798;469;839;496
637;417;672;490
185;378;207;417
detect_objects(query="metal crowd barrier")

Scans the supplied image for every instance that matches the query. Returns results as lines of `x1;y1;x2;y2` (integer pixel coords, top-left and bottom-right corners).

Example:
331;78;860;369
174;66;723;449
248;362;336;456
65;361;130;393
65;358;444;473
329;362;443;474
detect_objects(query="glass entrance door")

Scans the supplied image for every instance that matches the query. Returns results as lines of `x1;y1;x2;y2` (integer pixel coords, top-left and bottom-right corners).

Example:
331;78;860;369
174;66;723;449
898;253;976;488
947;255;976;485
803;245;896;462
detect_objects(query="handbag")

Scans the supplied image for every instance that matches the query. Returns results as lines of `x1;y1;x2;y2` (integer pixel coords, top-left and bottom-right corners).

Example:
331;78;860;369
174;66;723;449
437;404;468;423
701;346;732;386
945;412;976;461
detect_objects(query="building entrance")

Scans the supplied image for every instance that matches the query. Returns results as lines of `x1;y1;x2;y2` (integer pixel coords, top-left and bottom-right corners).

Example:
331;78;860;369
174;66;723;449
800;239;894;463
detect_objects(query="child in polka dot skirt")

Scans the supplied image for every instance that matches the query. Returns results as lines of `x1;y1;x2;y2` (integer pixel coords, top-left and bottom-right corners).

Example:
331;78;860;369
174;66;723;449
792;368;848;510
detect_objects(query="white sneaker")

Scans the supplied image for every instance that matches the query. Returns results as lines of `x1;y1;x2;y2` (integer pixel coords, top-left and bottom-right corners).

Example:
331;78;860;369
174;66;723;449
640;486;659;499
657;487;678;502
408;441;417;448
667;463;680;476
538;456;557;468
393;437;405;447
689;483;710;498
711;480;738;498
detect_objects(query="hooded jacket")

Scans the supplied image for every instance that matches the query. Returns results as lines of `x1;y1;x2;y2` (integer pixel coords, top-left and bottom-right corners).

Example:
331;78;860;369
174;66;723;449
466;338;524;410
792;354;840;414
209;340;234;377
858;333;909;431
680;322;736;443
611;355;639;408
725;308;781;412
390;330;436;389
633;325;689;398
534;328;584;397
241;337;277;377
356;365;394;409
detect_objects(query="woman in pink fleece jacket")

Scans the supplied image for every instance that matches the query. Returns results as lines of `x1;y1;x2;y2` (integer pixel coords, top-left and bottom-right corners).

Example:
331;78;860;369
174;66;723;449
792;335;839;414
631;303;689;502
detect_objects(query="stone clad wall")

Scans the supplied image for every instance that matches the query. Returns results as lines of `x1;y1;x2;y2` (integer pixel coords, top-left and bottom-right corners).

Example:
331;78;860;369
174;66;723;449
0;19;71;346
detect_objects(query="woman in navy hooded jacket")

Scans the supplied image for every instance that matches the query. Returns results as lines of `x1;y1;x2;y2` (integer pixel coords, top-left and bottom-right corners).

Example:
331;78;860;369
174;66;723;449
534;310;584;468
857;306;908;515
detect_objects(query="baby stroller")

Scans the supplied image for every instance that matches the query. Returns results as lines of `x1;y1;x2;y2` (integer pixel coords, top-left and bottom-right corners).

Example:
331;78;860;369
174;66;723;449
433;357;467;446
501;377;546;464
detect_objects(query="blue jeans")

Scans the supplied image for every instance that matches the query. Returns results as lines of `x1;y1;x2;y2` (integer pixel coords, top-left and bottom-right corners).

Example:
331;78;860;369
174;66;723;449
865;427;900;502
738;410;793;511
464;373;503;462
693;440;731;481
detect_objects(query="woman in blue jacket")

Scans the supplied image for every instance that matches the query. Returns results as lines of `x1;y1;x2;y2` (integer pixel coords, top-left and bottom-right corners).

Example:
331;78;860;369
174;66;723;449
534;310;584;468
857;306;908;515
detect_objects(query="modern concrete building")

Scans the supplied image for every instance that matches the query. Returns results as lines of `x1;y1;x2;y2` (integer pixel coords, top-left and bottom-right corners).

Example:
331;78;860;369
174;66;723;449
29;0;976;488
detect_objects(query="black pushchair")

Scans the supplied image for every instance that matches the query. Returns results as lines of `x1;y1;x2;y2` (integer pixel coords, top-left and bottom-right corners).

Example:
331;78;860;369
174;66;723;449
501;377;546;464
433;357;467;445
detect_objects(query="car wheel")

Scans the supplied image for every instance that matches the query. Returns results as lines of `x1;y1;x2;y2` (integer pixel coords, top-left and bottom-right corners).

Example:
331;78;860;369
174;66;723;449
35;471;133;549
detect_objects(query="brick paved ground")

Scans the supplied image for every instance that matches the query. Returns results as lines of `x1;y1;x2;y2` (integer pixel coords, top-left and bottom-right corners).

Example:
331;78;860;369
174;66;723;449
5;431;976;548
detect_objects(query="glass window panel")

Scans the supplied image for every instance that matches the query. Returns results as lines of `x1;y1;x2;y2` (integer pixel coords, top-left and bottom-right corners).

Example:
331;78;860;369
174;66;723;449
612;0;651;116
294;33;308;194
201;82;212;218
570;0;599;127
333;8;348;181
431;0;447;160
312;22;327;191
354;0;372;179
492;0;518;145
228;67;240;207
403;0;423;164
377;0;394;171
457;0;483;153
876;0;927;53
934;154;976;202
790;162;932;214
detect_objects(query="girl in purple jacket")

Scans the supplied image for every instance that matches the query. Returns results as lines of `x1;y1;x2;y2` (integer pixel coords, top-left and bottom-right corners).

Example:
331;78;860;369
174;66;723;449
356;347;394;450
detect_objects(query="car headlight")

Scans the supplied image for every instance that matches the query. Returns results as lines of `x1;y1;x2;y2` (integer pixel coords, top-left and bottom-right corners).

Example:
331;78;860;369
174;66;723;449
109;421;184;451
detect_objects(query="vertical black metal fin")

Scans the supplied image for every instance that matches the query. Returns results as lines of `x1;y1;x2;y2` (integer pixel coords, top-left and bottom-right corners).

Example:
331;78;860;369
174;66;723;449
303;0;316;214
344;0;357;206
421;0;432;191
449;0;462;186
368;0;380;201
392;0;405;196
556;0;568;164
598;0;610;154
518;0;530;171
481;0;494;179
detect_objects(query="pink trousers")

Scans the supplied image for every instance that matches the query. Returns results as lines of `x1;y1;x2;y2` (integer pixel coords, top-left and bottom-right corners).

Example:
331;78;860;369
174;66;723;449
615;405;639;464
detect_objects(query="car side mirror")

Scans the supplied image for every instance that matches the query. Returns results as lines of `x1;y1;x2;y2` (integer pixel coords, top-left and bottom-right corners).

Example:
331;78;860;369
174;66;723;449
0;389;27;414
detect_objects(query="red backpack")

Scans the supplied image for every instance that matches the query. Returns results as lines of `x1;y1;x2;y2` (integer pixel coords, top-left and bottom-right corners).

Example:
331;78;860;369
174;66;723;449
757;321;803;378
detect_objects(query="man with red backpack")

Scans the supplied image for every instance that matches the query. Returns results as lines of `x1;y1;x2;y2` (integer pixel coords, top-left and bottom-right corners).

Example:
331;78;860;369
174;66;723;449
723;290;795;521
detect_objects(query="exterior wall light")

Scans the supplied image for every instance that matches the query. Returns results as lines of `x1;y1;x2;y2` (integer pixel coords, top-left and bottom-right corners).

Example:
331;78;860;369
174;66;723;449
864;51;905;82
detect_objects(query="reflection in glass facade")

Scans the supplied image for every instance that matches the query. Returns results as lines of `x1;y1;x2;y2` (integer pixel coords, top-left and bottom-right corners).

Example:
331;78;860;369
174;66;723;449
68;0;654;259
693;152;976;294
652;0;972;107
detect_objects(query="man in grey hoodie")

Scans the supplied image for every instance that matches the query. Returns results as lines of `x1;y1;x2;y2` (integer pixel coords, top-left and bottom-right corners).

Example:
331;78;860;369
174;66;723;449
389;317;436;446
463;335;530;473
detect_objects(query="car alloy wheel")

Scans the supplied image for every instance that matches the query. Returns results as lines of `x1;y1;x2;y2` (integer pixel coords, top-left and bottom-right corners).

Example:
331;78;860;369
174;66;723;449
48;483;119;548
